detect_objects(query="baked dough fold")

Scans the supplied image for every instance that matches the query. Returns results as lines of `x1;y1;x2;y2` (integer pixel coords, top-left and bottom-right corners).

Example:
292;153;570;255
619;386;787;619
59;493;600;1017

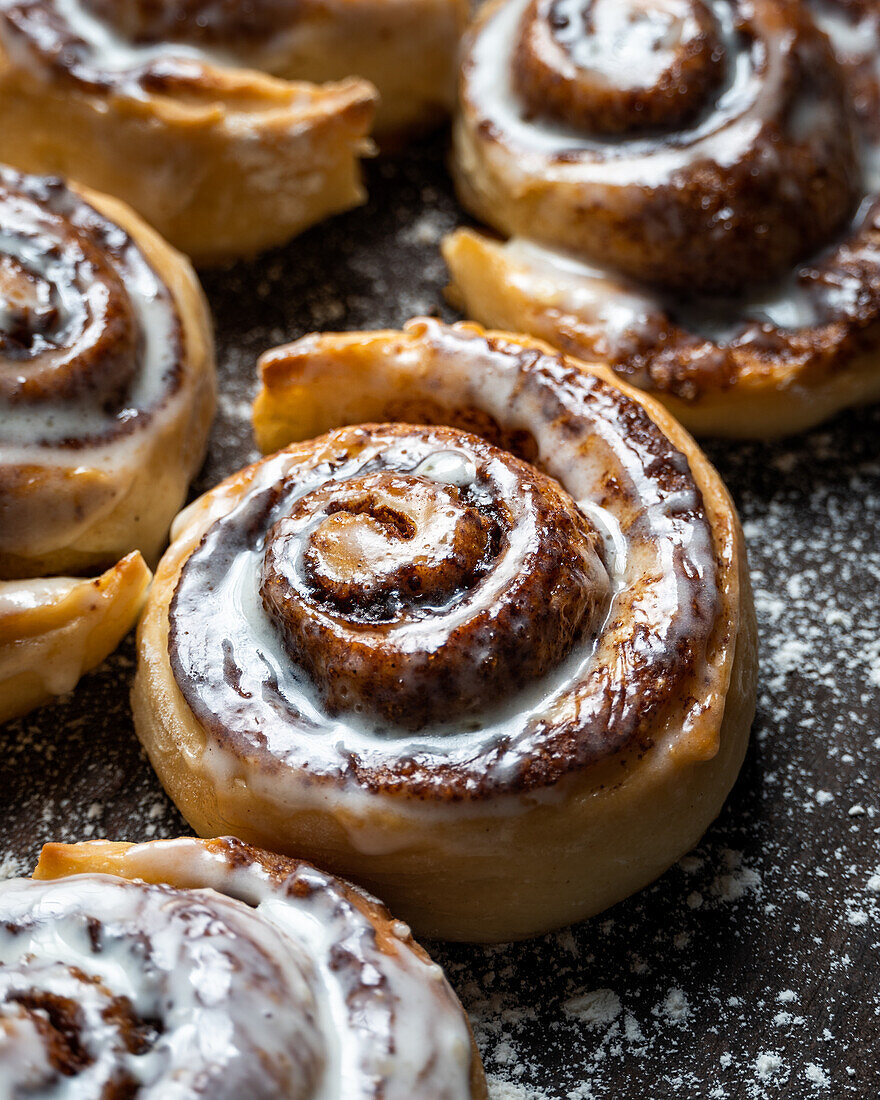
0;552;150;724
0;0;384;260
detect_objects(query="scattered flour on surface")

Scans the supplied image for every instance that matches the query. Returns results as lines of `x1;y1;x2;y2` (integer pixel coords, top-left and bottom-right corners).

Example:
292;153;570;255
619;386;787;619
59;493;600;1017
563;989;622;1028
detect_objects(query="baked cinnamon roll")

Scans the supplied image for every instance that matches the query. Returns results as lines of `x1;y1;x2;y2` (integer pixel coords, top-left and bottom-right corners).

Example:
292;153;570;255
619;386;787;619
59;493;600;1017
0;167;213;719
0;835;486;1098
0;1;382;261
133;319;757;941
446;0;880;437
0;167;215;578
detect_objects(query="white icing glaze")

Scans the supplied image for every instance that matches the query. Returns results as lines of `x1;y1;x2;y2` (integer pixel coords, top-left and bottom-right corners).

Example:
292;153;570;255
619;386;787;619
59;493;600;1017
0;219;180;450
0;841;474;1099
467;0;787;185
412;449;478;488
185;436;612;768
502;237;660;342
495;215;880;345
0;575;80;612
551;0;707;90
0;876;325;1099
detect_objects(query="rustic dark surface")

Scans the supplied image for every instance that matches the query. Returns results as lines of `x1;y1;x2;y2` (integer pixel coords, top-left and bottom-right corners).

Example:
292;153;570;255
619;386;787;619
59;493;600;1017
2;138;879;1100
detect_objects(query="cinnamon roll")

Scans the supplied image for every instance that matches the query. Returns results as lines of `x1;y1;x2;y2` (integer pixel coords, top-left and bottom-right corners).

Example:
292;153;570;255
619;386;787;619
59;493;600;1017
0;2;382;261
0;167;215;579
0;167;213;719
132;319;757;941
446;0;880;437
0;835;486;1098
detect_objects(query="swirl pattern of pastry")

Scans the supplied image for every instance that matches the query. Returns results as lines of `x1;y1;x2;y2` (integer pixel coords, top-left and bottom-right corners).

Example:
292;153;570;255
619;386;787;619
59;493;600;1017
133;319;757;941
0;167;214;721
0;1;383;261
446;0;880;437
0;836;486;1098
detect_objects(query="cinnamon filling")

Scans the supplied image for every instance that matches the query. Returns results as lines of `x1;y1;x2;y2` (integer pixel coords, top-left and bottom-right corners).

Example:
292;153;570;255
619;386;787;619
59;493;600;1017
0;167;183;449
257;431;610;729
513;0;725;132
168;325;720;797
0;181;140;409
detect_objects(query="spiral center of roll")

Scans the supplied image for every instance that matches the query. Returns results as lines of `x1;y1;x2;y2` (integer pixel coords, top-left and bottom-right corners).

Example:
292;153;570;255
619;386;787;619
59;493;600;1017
0;174;146;408
0;255;60;350
250;426;612;730
513;0;724;132
300;473;497;615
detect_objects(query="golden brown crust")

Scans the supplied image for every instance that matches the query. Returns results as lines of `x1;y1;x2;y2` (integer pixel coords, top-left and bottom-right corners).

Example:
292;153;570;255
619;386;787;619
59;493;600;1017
3;0;466;139
442;227;880;437
0;3;378;261
0;551;151;724
0;0;468;258
132;320;756;940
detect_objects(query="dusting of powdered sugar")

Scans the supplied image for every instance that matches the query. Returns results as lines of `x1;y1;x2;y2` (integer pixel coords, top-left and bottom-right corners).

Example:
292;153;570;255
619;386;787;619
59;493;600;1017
1;143;878;1098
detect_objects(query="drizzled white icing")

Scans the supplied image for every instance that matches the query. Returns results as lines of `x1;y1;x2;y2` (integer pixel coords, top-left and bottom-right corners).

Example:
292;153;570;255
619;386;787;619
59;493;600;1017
0;840;475;1099
0;0;221;96
467;0;781;184
174;430;611;759
551;0;708;90
499;235;847;342
502;237;660;342
412;449;478;488
0;575;81;612
0;182;180;449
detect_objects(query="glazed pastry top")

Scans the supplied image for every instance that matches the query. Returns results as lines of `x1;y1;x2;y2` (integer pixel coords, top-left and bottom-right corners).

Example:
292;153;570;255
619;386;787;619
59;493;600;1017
168;321;725;803
0;836;476;1098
